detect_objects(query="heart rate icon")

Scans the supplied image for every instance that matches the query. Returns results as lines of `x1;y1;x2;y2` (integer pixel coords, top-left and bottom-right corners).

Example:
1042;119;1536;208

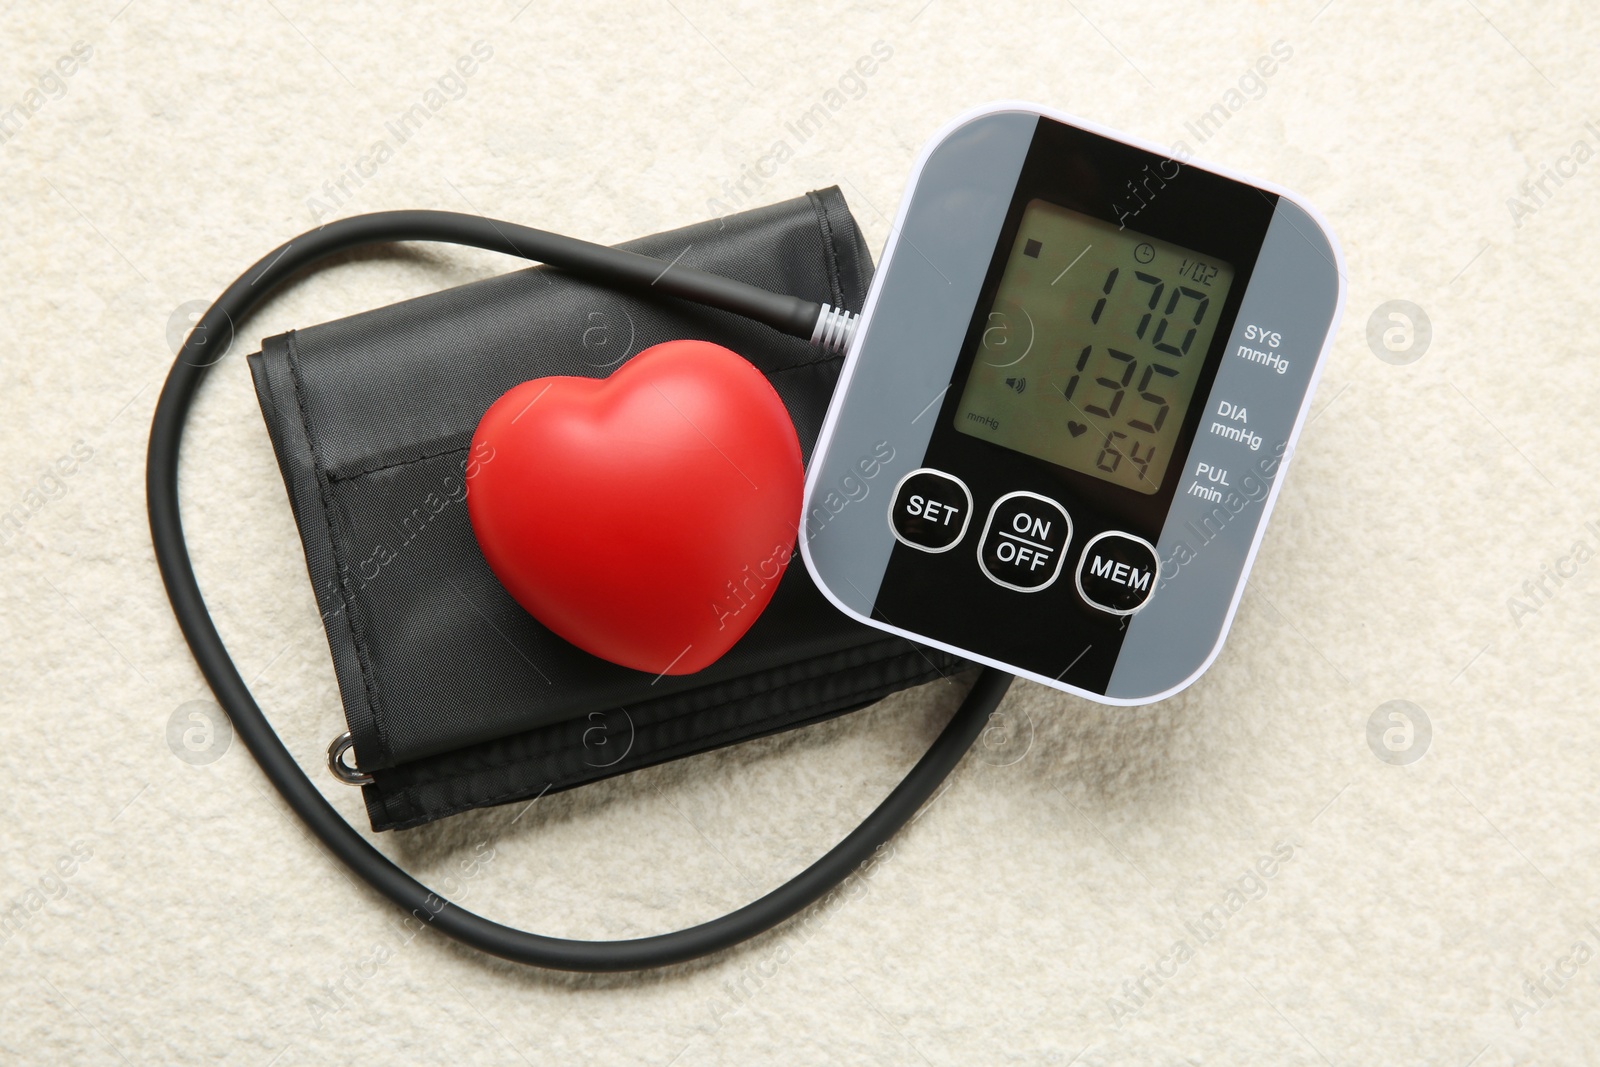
1067;421;1087;438
467;340;804;676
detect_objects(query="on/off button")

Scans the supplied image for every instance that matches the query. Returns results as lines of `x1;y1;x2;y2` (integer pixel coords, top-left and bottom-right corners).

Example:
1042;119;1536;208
978;492;1073;592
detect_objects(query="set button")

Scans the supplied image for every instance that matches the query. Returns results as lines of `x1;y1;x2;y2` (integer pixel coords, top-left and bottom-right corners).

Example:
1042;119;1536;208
1075;531;1160;615
888;468;973;553
977;492;1072;592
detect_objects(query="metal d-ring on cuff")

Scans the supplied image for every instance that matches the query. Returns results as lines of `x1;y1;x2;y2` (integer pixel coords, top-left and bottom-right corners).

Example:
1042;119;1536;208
327;731;374;786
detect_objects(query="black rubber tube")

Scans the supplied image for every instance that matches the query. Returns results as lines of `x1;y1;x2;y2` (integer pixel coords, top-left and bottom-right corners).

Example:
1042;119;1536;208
145;210;1014;971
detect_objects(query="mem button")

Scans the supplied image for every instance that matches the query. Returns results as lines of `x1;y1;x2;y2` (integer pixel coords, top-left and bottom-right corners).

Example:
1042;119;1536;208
1076;531;1160;615
977;491;1072;592
888;468;973;553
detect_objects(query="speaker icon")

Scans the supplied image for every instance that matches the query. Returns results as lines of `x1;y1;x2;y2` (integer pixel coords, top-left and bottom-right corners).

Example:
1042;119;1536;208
1004;376;1027;394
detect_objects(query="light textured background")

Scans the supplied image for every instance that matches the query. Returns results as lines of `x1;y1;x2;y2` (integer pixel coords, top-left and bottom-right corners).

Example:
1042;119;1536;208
3;1;1598;1063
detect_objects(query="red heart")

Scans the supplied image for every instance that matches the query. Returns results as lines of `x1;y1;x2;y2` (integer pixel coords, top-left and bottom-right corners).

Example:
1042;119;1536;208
466;339;803;676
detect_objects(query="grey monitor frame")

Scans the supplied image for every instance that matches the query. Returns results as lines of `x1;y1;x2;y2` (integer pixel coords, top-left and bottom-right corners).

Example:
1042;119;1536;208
800;102;1346;704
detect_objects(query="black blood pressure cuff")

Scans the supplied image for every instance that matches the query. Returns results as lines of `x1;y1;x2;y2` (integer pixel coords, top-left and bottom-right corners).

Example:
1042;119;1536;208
248;188;966;832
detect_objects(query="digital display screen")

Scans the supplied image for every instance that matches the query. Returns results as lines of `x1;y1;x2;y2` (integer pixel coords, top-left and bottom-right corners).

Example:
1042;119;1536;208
953;199;1235;494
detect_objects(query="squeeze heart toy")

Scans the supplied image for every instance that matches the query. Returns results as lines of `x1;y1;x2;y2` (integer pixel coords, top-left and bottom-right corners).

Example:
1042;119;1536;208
466;340;804;676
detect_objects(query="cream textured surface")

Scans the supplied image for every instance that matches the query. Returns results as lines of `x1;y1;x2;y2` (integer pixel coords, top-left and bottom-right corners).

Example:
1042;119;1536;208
3;1;1598;1063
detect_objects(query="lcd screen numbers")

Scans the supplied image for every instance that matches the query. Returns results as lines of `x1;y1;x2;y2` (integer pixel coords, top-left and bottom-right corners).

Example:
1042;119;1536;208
953;199;1236;494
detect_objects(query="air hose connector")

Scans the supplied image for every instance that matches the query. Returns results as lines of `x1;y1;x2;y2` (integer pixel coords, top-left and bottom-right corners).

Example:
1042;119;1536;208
809;302;860;355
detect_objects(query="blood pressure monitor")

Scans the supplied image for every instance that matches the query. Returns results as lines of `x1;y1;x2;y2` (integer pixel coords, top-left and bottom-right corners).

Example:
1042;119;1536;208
153;98;1345;970
800;103;1345;704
